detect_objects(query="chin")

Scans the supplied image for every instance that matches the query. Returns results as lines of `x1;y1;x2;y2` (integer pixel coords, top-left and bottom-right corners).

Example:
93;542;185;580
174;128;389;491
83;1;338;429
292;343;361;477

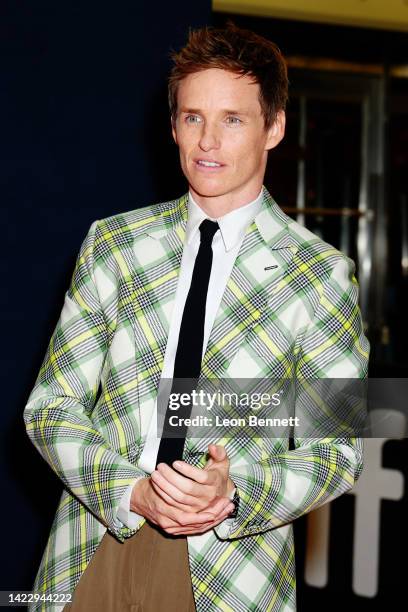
188;178;229;199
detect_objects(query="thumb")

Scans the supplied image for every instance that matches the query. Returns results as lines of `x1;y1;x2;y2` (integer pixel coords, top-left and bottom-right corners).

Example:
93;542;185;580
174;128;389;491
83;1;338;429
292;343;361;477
208;444;226;461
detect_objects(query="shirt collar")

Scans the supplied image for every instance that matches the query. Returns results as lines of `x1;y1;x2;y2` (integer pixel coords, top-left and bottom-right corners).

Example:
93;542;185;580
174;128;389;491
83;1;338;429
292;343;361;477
186;188;264;252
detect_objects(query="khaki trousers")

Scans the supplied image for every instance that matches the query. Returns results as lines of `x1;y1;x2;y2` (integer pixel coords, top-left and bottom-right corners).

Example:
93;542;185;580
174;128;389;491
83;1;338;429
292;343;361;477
63;521;196;612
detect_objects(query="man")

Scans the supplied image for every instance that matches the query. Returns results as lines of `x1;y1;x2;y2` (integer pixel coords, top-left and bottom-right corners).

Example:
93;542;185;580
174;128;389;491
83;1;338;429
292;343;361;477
24;23;369;612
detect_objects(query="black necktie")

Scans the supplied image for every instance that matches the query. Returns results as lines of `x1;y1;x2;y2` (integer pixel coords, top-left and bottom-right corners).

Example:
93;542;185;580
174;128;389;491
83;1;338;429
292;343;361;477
156;219;219;466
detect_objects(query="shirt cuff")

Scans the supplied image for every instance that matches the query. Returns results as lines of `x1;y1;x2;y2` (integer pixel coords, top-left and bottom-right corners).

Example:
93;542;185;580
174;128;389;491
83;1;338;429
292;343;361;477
228;486;237;500
115;477;146;530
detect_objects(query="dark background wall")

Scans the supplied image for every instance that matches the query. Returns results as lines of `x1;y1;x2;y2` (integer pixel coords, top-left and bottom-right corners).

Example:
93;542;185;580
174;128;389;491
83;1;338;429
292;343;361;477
0;0;211;592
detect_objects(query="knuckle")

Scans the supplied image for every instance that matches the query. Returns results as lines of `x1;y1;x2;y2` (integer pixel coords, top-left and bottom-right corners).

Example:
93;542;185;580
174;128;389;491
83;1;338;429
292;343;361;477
185;482;195;495
179;492;189;504
172;511;185;525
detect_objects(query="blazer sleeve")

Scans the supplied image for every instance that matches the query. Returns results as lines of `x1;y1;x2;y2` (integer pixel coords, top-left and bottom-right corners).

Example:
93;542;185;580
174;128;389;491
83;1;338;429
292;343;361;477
23;221;147;542
214;255;369;540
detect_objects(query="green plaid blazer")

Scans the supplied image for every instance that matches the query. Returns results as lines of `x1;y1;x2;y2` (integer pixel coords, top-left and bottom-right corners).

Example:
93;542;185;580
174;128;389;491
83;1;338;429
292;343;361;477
24;187;369;611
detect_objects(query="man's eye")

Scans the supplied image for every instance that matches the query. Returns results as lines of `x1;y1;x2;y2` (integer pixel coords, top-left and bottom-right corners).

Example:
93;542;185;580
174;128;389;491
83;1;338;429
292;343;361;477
185;115;201;124
226;116;242;124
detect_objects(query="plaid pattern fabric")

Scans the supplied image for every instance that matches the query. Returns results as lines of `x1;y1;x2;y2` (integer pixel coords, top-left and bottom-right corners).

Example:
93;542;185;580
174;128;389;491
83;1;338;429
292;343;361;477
24;187;369;611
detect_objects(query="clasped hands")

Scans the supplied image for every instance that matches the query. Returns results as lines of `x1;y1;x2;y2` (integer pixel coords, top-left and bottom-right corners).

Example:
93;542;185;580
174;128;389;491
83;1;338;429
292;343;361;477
130;444;236;535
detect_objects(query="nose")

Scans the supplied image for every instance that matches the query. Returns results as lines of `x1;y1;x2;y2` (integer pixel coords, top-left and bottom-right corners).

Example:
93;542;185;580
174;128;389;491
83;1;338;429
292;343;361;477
198;121;220;152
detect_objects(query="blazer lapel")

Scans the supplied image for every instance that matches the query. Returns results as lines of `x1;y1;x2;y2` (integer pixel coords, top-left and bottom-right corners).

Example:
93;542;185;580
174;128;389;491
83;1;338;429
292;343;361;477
131;194;188;438
200;187;298;380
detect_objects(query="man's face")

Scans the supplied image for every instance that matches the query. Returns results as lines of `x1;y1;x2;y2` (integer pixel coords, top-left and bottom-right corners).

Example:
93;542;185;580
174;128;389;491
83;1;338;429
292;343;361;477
171;68;285;211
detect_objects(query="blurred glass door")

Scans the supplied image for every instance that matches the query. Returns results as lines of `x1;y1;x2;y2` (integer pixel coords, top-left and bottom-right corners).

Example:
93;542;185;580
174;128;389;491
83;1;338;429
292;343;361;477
266;68;387;352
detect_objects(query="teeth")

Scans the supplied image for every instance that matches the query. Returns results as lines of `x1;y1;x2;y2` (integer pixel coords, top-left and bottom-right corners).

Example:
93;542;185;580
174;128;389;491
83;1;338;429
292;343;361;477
197;160;221;167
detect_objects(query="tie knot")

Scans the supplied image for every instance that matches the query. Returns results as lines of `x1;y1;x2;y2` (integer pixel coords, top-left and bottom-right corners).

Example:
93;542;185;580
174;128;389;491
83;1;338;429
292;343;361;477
199;219;219;245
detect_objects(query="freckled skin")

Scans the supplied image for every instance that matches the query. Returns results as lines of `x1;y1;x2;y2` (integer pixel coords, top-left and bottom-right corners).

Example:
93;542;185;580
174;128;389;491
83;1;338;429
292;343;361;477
172;68;286;218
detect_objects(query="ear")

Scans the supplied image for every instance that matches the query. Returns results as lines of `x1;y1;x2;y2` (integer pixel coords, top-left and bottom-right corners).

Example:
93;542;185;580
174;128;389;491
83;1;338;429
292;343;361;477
171;116;178;145
265;110;286;151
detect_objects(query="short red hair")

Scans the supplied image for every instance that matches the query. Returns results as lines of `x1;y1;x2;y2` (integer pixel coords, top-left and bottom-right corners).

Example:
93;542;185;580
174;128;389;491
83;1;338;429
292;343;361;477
168;22;289;129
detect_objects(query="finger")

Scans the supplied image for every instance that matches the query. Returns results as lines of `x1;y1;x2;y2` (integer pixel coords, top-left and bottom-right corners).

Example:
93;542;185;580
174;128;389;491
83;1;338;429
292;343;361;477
151;470;203;506
167;501;234;534
171;461;210;484
156;463;211;495
152;481;207;513
204;448;229;472
152;481;215;516
150;478;187;508
169;508;217;526
156;514;212;531
165;522;214;535
153;476;232;516
165;516;218;534
208;444;227;461
200;496;232;517
167;508;233;535
211;503;235;523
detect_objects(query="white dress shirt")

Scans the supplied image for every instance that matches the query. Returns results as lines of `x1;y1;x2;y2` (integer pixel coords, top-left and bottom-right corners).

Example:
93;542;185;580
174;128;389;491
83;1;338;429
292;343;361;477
115;188;264;529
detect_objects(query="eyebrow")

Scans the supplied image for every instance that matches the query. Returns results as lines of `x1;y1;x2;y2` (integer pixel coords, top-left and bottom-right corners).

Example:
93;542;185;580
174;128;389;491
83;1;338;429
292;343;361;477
179;107;251;116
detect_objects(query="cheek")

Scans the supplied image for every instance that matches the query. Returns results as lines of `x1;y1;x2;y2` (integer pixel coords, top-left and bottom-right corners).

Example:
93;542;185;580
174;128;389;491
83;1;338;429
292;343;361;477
246;139;267;168
230;132;264;163
234;144;262;170
174;129;192;154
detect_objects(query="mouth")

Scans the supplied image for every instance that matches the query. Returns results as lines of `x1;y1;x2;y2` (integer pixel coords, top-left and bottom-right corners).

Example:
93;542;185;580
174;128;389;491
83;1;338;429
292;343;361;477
194;159;225;172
